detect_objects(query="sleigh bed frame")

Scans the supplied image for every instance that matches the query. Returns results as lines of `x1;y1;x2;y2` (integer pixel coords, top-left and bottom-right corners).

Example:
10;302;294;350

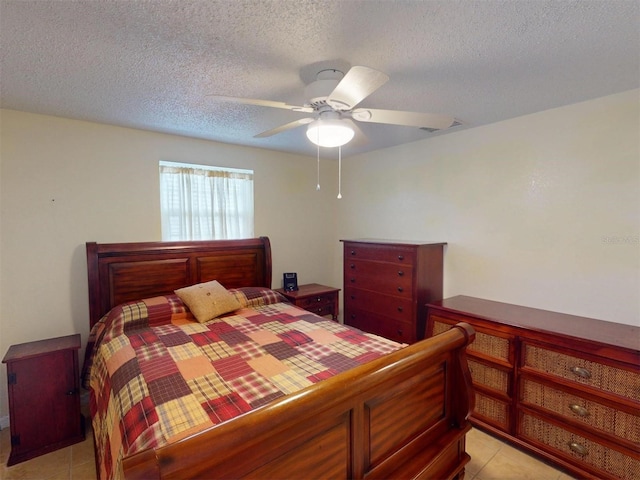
86;237;475;480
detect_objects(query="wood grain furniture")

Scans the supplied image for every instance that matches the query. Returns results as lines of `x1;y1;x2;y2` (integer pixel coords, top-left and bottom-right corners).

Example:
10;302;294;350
85;238;476;480
275;283;340;320
341;239;445;343
2;334;84;466
426;295;640;480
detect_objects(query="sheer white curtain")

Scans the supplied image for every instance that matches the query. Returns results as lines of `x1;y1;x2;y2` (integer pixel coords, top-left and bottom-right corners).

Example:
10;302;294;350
159;162;254;241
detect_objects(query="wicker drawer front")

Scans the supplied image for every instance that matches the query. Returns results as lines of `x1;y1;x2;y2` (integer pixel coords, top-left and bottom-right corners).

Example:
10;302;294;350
432;320;451;337
521;378;640;444
433;319;510;362
474;391;510;430
520;413;640;480
523;343;640;401
469;359;510;395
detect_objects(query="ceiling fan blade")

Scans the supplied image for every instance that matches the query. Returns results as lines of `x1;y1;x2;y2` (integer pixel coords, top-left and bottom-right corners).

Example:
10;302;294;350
209;95;313;113
326;66;389;111
352;108;458;130
254;118;314;138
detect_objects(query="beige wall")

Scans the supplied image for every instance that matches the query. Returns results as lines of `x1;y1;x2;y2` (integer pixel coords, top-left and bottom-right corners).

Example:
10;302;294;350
335;89;639;325
0;110;338;420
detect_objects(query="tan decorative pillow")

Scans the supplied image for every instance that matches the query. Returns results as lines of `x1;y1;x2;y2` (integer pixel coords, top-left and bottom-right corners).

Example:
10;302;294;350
175;280;242;323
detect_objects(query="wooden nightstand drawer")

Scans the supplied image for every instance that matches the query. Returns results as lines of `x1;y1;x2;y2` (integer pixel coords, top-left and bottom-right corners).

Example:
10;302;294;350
3;334;85;465
276;283;340;320
297;293;334;309
301;301;335;317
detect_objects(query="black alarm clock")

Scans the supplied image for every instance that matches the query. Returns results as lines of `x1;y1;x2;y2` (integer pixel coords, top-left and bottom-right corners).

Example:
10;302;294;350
283;272;298;291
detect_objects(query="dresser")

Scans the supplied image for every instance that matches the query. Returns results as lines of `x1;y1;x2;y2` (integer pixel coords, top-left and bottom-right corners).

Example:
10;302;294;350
3;334;85;465
426;296;640;480
341;239;445;343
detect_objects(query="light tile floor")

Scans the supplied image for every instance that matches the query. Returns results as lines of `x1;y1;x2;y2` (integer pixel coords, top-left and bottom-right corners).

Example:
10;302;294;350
1;423;574;480
0;421;96;480
466;428;575;480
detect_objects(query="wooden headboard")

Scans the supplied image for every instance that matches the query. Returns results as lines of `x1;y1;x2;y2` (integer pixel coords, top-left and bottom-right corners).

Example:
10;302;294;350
86;237;272;328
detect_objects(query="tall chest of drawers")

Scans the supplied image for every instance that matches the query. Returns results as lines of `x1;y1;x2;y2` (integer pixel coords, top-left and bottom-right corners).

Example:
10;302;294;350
426;296;640;480
341;239;445;344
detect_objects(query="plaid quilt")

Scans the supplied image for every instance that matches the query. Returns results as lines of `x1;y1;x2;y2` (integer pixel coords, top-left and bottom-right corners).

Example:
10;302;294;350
82;287;403;480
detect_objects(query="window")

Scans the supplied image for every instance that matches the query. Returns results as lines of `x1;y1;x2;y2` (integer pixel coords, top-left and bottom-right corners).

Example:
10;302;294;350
159;161;254;241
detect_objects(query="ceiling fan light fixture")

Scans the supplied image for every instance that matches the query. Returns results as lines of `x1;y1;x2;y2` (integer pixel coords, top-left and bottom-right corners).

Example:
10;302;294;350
306;117;355;148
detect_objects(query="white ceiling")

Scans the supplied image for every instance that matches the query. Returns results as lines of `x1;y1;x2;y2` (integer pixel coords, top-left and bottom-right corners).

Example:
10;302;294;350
1;0;638;158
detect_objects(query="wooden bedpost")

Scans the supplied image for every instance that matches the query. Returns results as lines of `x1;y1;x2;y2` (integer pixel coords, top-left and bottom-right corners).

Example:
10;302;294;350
259;236;272;288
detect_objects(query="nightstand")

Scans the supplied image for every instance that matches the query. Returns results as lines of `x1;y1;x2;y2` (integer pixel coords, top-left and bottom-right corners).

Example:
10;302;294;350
276;283;340;320
2;334;85;466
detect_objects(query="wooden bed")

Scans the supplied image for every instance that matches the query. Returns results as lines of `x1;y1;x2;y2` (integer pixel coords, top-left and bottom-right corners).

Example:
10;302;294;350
85;237;475;480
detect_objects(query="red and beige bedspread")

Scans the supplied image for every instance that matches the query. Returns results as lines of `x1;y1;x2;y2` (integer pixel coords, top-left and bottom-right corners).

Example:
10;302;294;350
82;287;403;480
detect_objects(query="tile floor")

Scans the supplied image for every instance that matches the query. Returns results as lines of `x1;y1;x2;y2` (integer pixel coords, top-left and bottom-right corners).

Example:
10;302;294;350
1;422;574;480
465;428;575;480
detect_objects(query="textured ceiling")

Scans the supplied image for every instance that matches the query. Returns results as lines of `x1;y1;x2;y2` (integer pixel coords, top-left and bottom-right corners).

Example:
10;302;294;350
1;0;638;158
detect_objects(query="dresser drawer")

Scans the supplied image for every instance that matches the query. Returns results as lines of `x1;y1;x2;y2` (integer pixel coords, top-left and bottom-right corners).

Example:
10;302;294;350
344;287;414;323
522;342;640;401
345;307;414;344
520;412;640;480
346;261;413;298
474;390;511;431
469;358;511;396
432;317;512;363
343;244;415;264
520;377;640;445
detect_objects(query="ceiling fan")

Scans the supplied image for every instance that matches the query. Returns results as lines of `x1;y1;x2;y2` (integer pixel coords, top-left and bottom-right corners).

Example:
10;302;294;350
210;66;460;148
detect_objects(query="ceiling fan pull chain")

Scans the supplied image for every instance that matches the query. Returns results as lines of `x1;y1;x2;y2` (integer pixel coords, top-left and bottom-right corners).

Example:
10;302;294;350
316;133;321;191
337;146;342;199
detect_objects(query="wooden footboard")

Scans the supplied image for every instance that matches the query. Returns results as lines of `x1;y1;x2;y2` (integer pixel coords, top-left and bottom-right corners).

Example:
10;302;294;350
123;323;475;480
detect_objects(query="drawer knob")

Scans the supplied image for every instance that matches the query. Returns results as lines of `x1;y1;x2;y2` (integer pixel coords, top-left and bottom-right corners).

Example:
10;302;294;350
350;263;355;269
570;366;592;379
397;306;403;312
397;270;404;276
569;404;589;417
397;286;404;292
350;250;356;256
350;278;356;283
568;442;588;456
398;255;404;260
316;297;322;302
350;295;355;300
66;389;77;396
